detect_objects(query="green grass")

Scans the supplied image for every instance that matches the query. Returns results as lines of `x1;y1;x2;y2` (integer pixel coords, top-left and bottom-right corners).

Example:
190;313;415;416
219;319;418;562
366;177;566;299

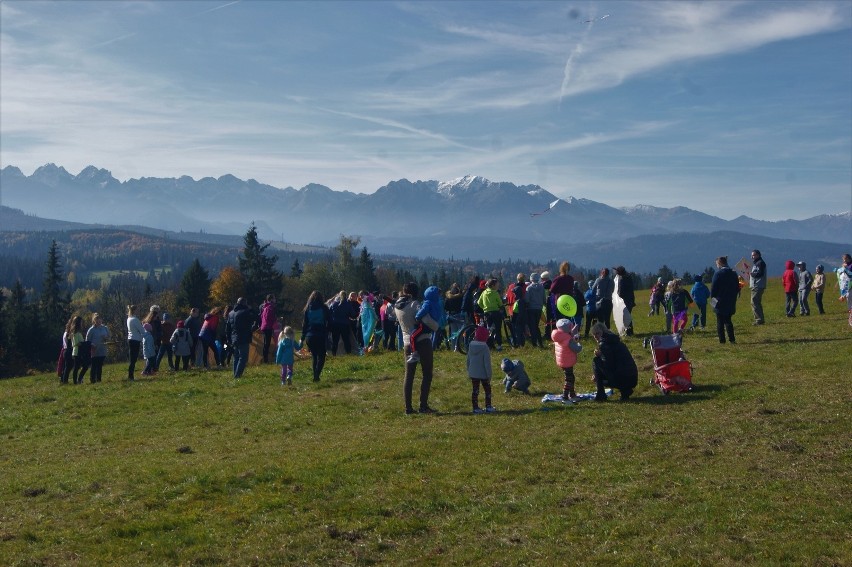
88;267;173;282
2;283;850;566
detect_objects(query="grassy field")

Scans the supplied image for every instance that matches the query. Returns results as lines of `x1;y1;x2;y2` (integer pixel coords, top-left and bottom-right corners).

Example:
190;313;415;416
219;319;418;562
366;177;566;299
2;281;850;566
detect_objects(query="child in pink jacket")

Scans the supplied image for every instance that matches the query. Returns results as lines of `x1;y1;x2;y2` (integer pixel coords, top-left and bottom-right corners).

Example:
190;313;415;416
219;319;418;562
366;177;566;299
551;318;583;400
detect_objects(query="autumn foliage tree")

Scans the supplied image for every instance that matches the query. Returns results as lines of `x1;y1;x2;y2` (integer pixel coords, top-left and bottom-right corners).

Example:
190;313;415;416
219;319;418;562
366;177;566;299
209;266;246;308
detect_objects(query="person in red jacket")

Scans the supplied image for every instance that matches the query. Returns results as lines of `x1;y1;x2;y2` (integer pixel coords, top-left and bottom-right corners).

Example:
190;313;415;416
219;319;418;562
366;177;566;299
782;260;798;317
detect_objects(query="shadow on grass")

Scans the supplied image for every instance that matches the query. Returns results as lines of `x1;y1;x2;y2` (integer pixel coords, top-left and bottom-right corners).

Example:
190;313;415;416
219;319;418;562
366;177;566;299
745;336;852;346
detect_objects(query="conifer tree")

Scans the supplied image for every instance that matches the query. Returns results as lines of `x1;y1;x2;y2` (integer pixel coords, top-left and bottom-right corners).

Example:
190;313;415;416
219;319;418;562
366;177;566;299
356;247;378;292
290;259;303;279
40;240;67;326
178;259;211;311
238;223;282;305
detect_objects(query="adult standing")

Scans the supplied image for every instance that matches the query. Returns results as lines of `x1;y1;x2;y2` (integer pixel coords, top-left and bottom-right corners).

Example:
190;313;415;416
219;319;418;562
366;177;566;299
812;265;826;315
796;262;812;316
710;256;739;344
460;276;481;326
591;268;615;329
259;294;277;363
548;262;575;331
126;304;144;381
199;307;222;368
525;273;545;348
509;274;528;347
590;322;638;401
226;297;254;379
301;291;331;381
842;254;852;313
329;291;353;355
157;312;176;371
613;266;635;336
749;250;767;325
142;305;162;366
381;293;399;351
86;313;110;383
782;261;798;317
184;307;203;367
396;282;439;414
477;278;505;351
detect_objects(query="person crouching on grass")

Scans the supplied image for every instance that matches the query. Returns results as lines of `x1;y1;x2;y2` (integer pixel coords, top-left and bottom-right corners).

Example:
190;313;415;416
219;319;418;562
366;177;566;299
467;325;496;414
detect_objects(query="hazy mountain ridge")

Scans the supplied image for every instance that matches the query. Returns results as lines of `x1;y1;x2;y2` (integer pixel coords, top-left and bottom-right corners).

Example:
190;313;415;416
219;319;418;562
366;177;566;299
1;165;848;249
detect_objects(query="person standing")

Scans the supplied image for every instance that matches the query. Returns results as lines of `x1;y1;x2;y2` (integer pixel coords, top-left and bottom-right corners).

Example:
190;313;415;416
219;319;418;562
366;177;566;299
157;312;176;371
749;250;767;325
525;273;545;347
126;305;144;381
782;261;798;317
259;294;277;363
86;313;110;383
477;278;505;351
184;307;203;367
710;256;739;344
396;282;440;414
796;262;812;316
614;266;635;336
591;268;615;329
226;298;254;379
812;265;826;315
300;291;331;381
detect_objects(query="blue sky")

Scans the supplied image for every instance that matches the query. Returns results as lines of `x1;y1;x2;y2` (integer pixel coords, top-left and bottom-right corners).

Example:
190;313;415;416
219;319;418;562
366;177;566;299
1;0;850;221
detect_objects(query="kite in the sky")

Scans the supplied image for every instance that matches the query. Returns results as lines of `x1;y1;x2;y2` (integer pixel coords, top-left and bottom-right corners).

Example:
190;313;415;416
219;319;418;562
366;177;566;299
530;199;561;217
584;14;610;23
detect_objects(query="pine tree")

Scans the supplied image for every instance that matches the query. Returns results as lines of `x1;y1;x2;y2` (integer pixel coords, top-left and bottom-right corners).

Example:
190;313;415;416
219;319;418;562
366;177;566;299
40;240;67;325
178;259;212;311
238;224;283;305
333;235;360;291
290;259;303;279
356;247;378;291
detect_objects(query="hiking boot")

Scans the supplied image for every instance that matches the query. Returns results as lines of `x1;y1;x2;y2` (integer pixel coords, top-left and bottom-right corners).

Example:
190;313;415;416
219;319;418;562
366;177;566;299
418;406;437;414
485;406;497;413
473;408;485;414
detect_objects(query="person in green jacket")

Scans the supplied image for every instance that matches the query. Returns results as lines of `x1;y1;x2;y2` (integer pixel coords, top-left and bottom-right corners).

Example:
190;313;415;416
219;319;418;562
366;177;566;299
477;278;505;351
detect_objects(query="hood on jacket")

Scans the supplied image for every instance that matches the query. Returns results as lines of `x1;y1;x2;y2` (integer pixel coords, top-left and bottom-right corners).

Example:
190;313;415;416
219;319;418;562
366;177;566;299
395;295;414;310
785;260;795;270
424;286;440;303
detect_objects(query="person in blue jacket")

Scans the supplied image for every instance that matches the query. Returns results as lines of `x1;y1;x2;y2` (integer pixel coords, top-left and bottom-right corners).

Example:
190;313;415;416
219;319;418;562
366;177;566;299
690;274;711;330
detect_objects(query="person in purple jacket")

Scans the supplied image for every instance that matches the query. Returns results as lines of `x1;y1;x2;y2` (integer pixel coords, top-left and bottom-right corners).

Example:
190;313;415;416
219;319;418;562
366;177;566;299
259;294;277;363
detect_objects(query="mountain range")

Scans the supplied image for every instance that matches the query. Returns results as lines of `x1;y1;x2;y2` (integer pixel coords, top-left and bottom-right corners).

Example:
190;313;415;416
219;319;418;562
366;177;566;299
1;164;848;274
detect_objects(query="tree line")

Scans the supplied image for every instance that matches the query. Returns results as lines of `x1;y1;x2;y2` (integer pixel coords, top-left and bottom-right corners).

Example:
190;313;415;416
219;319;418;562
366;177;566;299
0;224;714;378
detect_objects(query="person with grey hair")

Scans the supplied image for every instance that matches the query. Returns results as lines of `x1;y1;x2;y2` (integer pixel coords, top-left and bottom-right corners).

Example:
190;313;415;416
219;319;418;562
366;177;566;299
590;322;637;401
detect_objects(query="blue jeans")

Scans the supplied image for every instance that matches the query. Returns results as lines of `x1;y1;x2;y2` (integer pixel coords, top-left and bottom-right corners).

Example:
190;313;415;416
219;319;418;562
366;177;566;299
232;342;249;378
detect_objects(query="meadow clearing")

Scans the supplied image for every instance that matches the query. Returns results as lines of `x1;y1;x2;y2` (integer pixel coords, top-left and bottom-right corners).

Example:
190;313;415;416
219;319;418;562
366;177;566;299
1;281;850;566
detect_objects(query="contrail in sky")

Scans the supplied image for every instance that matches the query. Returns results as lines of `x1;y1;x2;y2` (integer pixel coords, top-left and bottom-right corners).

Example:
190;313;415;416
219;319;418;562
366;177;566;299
195;1;241;16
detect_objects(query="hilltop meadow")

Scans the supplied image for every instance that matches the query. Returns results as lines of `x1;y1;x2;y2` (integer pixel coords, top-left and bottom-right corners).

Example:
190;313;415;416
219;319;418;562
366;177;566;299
1;281;850;566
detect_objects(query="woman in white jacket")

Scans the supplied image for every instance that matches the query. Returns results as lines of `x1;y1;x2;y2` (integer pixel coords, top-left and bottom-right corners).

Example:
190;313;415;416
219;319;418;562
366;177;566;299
126;304;144;381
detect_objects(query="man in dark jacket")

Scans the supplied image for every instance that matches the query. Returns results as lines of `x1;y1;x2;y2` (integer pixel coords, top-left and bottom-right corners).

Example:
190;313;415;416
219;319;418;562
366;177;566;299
749;249;767;325
226;298;255;378
590;322;638;401
711;256;740;344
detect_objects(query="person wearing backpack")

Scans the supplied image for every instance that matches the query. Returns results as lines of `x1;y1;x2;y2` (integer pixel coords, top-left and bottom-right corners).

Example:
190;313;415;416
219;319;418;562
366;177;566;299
170;320;193;371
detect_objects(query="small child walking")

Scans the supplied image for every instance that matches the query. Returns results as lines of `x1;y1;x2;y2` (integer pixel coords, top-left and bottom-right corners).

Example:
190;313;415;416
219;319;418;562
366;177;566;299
551;318;582;400
141;323;157;377
670;279;693;334
466;326;496;414
276;326;296;385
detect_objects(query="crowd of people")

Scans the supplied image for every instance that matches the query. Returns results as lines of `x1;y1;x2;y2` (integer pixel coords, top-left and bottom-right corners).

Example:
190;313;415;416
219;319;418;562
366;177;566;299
56;253;852;415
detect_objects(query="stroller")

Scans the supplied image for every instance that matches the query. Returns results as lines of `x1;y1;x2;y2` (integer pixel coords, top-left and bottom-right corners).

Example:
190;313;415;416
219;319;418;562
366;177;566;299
646;334;694;395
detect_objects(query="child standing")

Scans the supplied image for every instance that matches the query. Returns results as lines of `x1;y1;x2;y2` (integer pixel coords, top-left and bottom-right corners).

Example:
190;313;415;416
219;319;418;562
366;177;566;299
407;285;443;363
670;279;693;334
170;320;192;371
663;280;675;333
551;318;582;400
466;325;495;414
276;326;297;385
782;260;798;317
690;274;710;330
141;323;156;377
